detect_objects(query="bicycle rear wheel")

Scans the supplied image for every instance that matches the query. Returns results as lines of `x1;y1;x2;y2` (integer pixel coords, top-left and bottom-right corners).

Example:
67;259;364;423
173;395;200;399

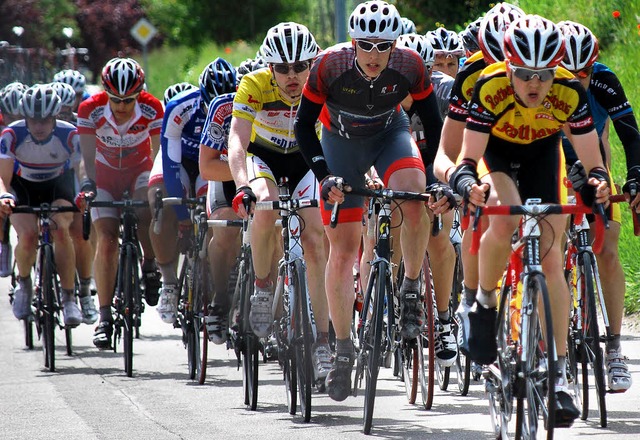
41;245;56;372
515;273;556;440
198;263;210;385
580;252;607;427
418;257;435;410
122;245;136;377
402;338;419;404
24;316;34;349
451;243;470;395
363;261;386;435
292;259;313;422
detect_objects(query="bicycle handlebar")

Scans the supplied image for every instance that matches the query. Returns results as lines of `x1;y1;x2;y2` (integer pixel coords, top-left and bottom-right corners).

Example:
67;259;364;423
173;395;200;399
254;199;319;211
152;189;206;234
11;204;78;214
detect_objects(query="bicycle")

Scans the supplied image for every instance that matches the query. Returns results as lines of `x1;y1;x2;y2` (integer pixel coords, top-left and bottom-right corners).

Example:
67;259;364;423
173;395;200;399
257;179;318;422
9;204;78;372
153;192;211;383
565;193;626;427
334;185;431;434
475;199;608;439
83;191;148;377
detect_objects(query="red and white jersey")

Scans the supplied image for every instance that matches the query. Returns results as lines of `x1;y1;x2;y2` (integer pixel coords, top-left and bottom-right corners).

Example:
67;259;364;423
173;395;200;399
77;90;164;169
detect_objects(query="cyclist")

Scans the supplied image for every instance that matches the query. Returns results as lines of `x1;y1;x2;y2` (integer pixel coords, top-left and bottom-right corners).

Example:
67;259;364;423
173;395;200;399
53;69;90;112
0;84;84;326
426;27;465;78
434;2;524;359
162;82;197;107
77;57;164;349
0;81;27;277
396;32;458;366
295;0;443;401
559;20;638;393
459;17;482;58
51;82;78;124
400;17;417;35
448;15;610;426
150;58;236;325
198;57;266;344
228;22;332;381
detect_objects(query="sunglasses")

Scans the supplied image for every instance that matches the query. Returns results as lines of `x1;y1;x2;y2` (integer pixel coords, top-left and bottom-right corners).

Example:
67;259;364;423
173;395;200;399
573;66;593;79
356;40;394;53
510;65;557;82
108;93;138;104
272;62;310;75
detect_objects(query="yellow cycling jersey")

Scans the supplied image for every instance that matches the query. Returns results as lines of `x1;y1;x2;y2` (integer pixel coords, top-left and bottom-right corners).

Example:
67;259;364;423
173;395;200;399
233;68;319;154
467;62;595;147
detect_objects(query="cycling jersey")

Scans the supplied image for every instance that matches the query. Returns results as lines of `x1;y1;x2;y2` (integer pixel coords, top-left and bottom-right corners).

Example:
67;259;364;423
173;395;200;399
447;50;487;122
410;70;454;150
158;88;208;220
0;120;79;182
201;92;235;154
232;68;306;154
77;90;163;170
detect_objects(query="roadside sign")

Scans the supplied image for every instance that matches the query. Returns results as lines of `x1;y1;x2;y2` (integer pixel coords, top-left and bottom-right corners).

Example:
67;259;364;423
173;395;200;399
130;18;157;46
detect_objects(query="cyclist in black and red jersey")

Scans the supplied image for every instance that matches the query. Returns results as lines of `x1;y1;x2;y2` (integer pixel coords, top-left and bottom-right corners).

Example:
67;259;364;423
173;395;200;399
295;0;443;402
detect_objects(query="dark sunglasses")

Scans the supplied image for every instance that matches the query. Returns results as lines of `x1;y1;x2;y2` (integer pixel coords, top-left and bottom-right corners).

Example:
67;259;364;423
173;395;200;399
510;65;557;82
272;62;310;75
573;66;593;79
356;40;394;53
108;93;138;104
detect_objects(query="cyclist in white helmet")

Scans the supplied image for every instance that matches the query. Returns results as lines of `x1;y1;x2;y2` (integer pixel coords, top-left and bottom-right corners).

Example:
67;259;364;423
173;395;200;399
426;27;465;78
162;82;197;107
53;69;88;112
400;17;417;35
228;22;331;381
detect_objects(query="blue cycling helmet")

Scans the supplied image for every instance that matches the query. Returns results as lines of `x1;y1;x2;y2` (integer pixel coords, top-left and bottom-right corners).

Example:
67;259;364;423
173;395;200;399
199;57;237;106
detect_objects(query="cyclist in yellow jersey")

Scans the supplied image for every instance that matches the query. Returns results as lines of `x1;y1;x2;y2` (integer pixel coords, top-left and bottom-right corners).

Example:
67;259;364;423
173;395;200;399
448;15;610;427
228;22;331;381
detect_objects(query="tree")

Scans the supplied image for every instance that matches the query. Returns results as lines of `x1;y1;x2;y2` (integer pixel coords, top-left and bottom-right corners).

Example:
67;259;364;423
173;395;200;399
395;0;494;31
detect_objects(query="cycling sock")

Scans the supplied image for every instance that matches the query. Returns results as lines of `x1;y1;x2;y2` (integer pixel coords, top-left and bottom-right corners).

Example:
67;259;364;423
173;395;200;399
335;338;353;355
438;309;450;322
18;276;32;289
402;276;420;293
158;261;178;285
99;306;113;323
606;334;621;352
78;278;92;298
255;276;272;289
463;284;476;306
477;286;498;309
316;332;329;345
141;258;157;273
61;288;75;303
556;355;568;387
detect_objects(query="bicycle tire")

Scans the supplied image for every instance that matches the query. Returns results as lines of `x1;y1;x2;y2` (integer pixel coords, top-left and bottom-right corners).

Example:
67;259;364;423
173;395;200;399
566;325;583;418
451;243;470;395
363;260;386;435
292;259;313;422
515;273;556;440
122;245;135;377
198;263;210;385
402;338;419;404
25;317;34;349
238;253;258;410
419;257;435;410
184;259;200;381
580;252;607;427
41;245;56;372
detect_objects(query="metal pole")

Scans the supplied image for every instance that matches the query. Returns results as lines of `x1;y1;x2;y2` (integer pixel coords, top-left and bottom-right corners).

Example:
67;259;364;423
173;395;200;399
335;0;347;43
142;43;149;77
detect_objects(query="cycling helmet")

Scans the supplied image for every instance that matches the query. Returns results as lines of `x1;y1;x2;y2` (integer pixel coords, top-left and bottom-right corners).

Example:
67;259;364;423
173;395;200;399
51;82;77;107
163;82;197;105
348;1;402;41
19;84;62;119
503;15;565;68
558;21;599;72
478;6;524;64
426;28;465;57
199;57;237;106
236;57;267;85
396;34;435;67
52;69;86;93
400;17;417;35
101;57;145;97
486;2;525;17
0;82;27;115
260;22;318;64
459;17;482;55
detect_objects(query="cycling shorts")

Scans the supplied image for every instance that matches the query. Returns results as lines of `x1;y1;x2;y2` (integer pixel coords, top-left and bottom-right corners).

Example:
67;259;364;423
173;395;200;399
148;153;208;198
319;112;424;225
12;169;76;206
92;160;152;220
206;180;236;215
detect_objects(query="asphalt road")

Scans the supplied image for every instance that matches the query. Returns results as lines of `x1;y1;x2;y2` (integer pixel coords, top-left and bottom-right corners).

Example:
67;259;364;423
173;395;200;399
1;275;639;440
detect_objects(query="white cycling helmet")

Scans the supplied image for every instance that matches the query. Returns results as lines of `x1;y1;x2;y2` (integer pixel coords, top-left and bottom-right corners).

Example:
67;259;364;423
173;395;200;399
396;34;435;67
163;82;197;105
503;15;565;68
0;82;27;115
400;17;417;35
348;1;402;41
19;84;62;119
51;82;77;107
53;69;86;93
478;6;524;64
558;21;599;72
101;57;145;97
486;2;525;18
260;22;318;64
426;28;465;57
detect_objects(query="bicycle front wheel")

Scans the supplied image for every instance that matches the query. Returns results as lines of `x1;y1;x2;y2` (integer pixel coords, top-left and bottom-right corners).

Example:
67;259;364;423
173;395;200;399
122;245;136;377
198;263;211;385
418;257;435;410
452;243;470;395
238;253;258;410
41;245;56;372
292;259;314;422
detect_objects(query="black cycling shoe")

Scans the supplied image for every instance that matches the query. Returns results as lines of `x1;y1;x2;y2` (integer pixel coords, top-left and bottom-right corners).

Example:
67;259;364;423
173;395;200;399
399;287;425;340
467;302;497;365
325;351;354;402
554;389;580;427
93;321;113;349
142;269;161;306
